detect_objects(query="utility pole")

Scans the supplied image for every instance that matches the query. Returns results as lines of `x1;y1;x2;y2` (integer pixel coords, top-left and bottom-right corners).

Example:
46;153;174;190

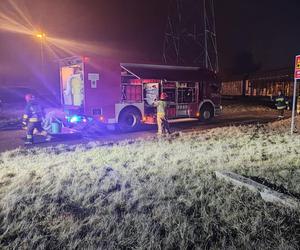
204;0;208;69
36;32;46;69
163;0;219;72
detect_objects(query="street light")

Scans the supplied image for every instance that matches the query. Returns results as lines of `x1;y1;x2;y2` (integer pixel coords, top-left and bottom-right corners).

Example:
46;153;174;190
36;32;46;39
35;32;46;69
34;31;48;87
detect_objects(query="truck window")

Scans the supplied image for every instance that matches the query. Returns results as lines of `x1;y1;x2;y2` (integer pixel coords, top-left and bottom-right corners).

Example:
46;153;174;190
162;82;176;102
163;89;176;102
121;85;142;102
144;83;159;105
178;88;196;103
209;82;220;92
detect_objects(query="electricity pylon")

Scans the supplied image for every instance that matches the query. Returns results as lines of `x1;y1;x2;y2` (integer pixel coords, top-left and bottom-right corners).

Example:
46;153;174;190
162;0;219;72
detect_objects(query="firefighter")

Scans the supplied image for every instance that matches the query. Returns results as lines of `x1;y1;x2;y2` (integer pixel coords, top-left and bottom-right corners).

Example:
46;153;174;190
71;67;83;106
274;90;289;119
22;94;51;145
64;67;83;106
154;92;171;135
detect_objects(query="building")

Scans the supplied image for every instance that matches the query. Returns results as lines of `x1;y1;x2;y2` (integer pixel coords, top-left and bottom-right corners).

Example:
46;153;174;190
222;68;295;97
221;68;300;112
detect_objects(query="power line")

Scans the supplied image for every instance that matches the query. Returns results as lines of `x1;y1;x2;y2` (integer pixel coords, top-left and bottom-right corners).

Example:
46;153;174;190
162;0;219;72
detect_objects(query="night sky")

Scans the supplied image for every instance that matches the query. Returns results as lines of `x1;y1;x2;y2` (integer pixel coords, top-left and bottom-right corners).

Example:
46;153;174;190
0;0;300;85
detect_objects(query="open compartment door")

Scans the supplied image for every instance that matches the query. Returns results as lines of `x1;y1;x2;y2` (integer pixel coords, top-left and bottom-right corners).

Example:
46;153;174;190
59;58;84;108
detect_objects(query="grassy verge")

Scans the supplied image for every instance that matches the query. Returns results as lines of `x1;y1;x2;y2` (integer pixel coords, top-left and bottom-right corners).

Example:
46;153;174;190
222;103;273;113
0;104;23;130
0;119;300;249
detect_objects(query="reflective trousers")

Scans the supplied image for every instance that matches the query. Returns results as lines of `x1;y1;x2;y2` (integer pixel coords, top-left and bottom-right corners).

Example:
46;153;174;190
277;109;284;117
157;113;171;135
26;121;45;142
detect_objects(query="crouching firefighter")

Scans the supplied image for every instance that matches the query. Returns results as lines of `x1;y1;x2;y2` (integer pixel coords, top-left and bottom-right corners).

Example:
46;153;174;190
275;90;289;119
154;92;171;135
22;94;51;145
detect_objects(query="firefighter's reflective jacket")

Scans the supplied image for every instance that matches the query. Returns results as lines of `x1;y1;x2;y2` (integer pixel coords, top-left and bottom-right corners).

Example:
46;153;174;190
153;100;168;116
275;94;288;110
22;101;44;124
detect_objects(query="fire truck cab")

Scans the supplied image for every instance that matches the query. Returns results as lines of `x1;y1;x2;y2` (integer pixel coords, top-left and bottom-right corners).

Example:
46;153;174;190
59;56;221;132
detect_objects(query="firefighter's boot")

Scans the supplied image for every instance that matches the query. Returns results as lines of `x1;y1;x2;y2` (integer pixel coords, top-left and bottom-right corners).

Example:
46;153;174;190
25;134;33;145
45;135;52;142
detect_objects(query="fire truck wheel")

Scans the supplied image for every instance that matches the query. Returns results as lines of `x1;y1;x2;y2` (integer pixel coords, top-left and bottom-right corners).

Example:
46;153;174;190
118;108;142;132
199;104;214;122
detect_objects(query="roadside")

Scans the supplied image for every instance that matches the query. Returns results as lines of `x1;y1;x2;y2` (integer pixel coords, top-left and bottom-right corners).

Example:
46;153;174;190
1;111;299;249
0;106;291;153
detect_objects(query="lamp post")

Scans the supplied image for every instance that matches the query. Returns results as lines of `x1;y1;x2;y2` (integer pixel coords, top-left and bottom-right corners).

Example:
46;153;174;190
35;32;46;68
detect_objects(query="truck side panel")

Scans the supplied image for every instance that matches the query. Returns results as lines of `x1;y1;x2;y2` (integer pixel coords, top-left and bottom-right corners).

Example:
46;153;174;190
83;58;121;122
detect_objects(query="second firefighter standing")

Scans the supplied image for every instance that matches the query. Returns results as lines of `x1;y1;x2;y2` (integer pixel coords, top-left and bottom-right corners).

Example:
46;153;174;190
274;90;289;119
153;92;171;135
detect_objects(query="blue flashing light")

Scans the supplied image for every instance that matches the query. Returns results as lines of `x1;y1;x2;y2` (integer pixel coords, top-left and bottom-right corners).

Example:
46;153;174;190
70;115;81;123
66;114;93;124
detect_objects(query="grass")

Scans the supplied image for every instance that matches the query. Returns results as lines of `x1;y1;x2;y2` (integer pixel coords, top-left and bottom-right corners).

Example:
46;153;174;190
222;102;274;113
0;119;300;249
0;103;23;130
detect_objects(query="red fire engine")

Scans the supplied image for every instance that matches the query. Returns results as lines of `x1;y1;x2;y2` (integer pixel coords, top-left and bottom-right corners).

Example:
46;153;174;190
59;56;221;132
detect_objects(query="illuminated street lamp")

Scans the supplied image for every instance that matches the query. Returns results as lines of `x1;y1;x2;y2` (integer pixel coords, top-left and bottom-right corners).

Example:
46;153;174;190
36;32;46;39
35;31;46;69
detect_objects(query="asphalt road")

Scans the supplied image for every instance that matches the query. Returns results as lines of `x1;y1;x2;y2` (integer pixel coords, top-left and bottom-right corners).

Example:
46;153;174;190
0;109;288;153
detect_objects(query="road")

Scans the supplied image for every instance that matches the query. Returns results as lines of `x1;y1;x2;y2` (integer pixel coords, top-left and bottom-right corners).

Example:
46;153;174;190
0;109;287;153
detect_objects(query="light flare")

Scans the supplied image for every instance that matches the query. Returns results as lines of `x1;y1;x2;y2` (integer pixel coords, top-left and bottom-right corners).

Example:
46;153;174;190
0;0;35;36
36;32;46;39
0;0;117;58
46;36;117;58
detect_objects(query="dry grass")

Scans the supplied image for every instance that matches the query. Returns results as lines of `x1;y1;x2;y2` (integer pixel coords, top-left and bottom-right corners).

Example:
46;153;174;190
0;104;23;129
222;103;273;113
0;119;300;249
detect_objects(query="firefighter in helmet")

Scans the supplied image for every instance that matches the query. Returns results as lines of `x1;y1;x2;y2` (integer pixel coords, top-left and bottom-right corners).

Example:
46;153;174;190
22;94;51;144
153;92;171;135
274;90;289;119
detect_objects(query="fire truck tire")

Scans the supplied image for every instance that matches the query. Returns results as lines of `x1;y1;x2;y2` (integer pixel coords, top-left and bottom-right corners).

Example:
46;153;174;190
118;107;142;132
199;104;214;122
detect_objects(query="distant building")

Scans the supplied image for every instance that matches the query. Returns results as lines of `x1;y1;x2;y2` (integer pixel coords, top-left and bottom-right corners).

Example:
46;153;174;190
222;68;295;97
221;68;300;112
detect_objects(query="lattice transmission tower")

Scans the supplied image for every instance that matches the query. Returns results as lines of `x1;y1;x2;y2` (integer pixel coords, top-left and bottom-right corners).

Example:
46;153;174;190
162;0;219;72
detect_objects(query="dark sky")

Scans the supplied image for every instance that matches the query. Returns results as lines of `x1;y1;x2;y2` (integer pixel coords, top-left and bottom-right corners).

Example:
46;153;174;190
216;0;300;73
0;0;300;85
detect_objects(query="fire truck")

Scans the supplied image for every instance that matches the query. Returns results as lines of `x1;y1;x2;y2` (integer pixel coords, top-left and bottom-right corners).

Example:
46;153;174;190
59;56;221;132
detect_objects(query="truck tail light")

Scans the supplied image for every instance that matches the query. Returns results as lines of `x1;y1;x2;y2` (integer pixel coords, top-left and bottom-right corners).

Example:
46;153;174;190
196;112;200;117
99;115;104;121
